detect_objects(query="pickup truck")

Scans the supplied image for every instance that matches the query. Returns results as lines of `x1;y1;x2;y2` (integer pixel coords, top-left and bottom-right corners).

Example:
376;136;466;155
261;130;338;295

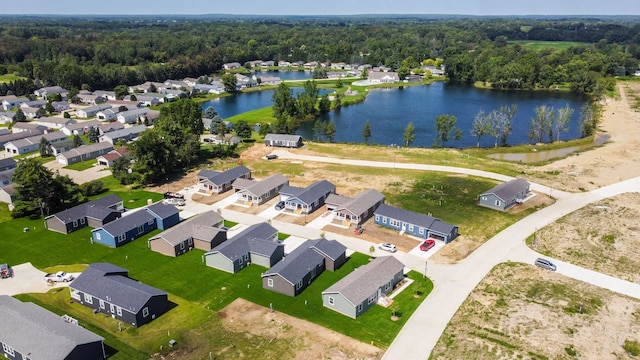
44;271;74;283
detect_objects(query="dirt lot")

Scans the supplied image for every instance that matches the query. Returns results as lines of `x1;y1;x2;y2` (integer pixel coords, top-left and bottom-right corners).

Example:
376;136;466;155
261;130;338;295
532;192;640;283
431;262;640;359
220;298;382;360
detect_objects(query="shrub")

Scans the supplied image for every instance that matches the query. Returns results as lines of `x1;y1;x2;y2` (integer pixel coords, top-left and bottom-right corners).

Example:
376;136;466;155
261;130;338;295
80;180;106;197
624;339;640;356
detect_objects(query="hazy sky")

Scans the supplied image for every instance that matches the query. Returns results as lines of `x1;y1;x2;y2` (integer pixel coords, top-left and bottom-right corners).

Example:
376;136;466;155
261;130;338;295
4;0;639;16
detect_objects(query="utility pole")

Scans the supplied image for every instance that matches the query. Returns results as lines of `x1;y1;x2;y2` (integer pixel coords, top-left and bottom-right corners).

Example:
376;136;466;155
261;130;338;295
424;261;427;279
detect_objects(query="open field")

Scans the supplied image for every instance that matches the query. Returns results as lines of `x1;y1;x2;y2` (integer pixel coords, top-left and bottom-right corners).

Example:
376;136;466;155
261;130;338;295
508;40;589;51
430;262;640;359
528;193;640;284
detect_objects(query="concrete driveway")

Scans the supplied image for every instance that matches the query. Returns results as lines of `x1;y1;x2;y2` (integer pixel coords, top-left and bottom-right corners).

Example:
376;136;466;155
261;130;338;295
44;161;112;184
0;263;77;296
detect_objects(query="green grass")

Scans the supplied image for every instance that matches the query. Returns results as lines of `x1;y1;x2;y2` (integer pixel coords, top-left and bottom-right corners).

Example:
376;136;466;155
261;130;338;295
508;40;590;51
64;158;99;171
0;73;27;83
226;106;274;125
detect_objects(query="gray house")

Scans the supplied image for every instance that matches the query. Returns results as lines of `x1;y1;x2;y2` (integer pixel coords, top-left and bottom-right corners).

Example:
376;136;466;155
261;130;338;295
0;295;106;360
61;119;102;136
261;238;346;297
374;203;459;243
478;178;530;211
75;104;112;119
196;165;252;195
327;189;385;226
264;133;303;148
70;263;168;328
149;210;226;257
204;223;282;273
56;142;114;165
322;256;405;319
45;194;124;234
279;180;336;215
99;125;147;145
234;173;289;206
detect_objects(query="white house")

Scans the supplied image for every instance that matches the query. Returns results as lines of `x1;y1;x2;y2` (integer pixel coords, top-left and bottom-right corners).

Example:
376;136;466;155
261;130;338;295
75;104;112;119
35;117;77;129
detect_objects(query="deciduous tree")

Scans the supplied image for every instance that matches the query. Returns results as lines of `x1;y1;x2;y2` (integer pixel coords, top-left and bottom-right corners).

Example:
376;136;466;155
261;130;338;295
403;122;415;147
362;120;372;143
434;114;462;148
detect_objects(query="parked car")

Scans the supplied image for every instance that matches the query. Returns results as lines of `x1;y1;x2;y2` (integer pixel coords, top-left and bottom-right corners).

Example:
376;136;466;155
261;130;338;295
0;263;10;279
378;243;397;253
354;225;364;235
534;258;557;271
265;154;278;160
44;271;74;283
203;137;215;143
163;197;185;206
419;239;436;251
274;201;285;210
164;191;184;200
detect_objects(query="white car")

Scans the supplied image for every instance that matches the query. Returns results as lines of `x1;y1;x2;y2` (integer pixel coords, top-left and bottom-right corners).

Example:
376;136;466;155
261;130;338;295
378;243;397;253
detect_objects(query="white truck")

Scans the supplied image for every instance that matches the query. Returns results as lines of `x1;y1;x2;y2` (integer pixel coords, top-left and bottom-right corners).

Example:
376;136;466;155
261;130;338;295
44;271;74;283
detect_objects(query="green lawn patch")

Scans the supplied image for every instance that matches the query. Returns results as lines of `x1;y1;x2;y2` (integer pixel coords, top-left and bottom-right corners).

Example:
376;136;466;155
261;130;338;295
226;106;274;125
65;158;99;171
0;73;27;83
508;40;589;51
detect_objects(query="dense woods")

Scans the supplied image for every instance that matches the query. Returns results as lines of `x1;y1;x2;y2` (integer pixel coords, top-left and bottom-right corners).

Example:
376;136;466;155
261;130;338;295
0;15;638;99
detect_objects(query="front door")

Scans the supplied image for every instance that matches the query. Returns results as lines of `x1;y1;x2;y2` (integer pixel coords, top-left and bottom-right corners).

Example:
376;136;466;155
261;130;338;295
110;304;115;318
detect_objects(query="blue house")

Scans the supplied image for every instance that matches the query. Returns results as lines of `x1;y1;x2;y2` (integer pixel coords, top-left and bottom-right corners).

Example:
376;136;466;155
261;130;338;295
374;203;459;243
279;180;336;215
91;202;179;247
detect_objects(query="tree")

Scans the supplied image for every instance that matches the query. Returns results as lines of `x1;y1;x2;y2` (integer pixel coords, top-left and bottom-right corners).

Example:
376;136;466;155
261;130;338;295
209;115;224;134
498;105;517;146
554;104;574;142
35;108;47;118
272;83;297;121
335;77;343;89
318;95;331;115
157;99;204;135
63;112;71;119
111;156;137;185
529;105;554;143
13;109;26;123
403;122;415;147
39;137;51;157
131;129;173;184
113;84;129;100
312;120;323;141
323;120;336;142
397;66;410;80
88;126;99;143
362;120;372;143
234;120;252;138
204;106;218;119
434;114;461;148
45;102;55;115
72;134;83;148
579;102;602;137
360;67;369;79
221;73;237;93
216;120;228;136
471;110;491;147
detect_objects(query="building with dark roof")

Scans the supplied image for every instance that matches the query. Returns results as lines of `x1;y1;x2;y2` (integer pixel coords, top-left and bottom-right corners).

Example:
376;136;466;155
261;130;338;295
234;174;289;206
327;189;385;226
279;180;335;215
70;263;168;328
45;194;124;234
264;133;303;148
0;295;106;360
478;178;530;211
56;142;114;166
149;210;226;257
204;223;281;273
322;256;405;319
374;203;459;243
261;238;346;297
196;165;251;195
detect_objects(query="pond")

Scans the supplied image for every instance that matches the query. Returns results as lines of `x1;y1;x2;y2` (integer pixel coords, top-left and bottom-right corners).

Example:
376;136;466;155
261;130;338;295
487;134;610;163
251;69;313;81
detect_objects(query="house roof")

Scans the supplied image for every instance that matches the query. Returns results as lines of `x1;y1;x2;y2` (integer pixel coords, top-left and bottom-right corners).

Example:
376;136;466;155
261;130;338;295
0;295;104;360
286;180;335;205
200;165;250;186
77;103;112;114
337;189;384;216
231;177;256;190
0;157;17;169
70;263;166;314
262;240;325;285
49;194;122;224
0;184;16;195
197;169;220;179
118;108;149;118
0;129;44;146
149;210;224;246
265;133;302;142
241;174;288;197
102;125;147;141
206;223;280;261
309;238;346;261
145;202;179;220
6;131;67;149
375;203;457;235
64;119;102;132
96;208;155;237
323;256;404;306
481;178;530;202
58;142;113;159
98;121;125;133
325;193;351;207
37;116;76;126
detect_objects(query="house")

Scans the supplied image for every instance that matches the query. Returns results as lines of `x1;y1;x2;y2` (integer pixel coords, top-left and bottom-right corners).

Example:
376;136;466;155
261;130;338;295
149;210;226;257
93;90;117;101
34;86;68;100
10;122;47;134
99;125;146;145
51;100;71;112
69;263;168;328
21;106;41;119
98;121;124;135
91;202;179;248
75;104;112;119
322;256;405;319
61;119;102;136
49;139;75;156
304;61;319;69
196;165;251;195
164;79;188;89
107;100;142;110
478;178;531;211
253;74;282;86
183;77;199;87
77;93;106;105
0;184;17;205
208;133;241;145
4;131;68;155
128;81;165;94
35;116;76;129
96;108;118;121
264;133;303;148
234;173;289;206
45;194;124;234
56;142;114;166
279;180;336;215
20;99;46;109
222;62;241;70
0;129;43;148
117;108;149;124
0;129;8;136
234;74;257;89
0;158;17;187
96;146;130;167
1;95;27;111
374;203;459;243
261;238;347;297
0;111;13;124
0;295;106;360
204;223;283;273
368;71;399;84
327;189;385;226
132;94;161;107
194;83;225;95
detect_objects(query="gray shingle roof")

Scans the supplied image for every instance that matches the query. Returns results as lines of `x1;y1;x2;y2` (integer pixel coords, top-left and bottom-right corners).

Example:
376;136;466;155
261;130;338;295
265;133;302;142
64;119;102;132
197;169;220;179
278;185;303;197
325;193;351;207
481;178;530;202
287;180;335;205
145;202;179;220
262;240;325;285
98;208;155;236
70;263;166;313
231;178;256;189
205;223;279;260
242;174;288;197
51;194;122;223
375;203;458;236
200;165;250;186
310;238;346;261
323;256;404;306
58;141;114;159
338;189;384;216
102;124;147;141
0;296;103;360
150;210;224;246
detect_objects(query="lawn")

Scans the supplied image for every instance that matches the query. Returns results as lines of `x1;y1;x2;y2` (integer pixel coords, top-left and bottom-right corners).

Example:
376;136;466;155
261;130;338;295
0;73;27;83
508;40;589;51
65;158;99;171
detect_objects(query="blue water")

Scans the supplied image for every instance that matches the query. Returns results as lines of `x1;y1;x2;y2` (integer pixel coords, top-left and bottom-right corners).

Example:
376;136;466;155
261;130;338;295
252;69;312;81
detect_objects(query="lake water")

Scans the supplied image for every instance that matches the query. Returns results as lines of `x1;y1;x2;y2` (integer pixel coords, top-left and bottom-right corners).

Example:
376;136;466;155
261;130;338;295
203;81;588;148
252;69;312;81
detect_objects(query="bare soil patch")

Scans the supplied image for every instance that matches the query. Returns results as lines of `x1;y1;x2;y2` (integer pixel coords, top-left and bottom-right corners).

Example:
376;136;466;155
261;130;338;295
531;192;640;283
431;262;640;359
220;298;383;360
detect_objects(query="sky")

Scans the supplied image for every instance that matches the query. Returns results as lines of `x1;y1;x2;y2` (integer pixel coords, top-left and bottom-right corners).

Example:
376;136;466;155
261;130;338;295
3;0;639;16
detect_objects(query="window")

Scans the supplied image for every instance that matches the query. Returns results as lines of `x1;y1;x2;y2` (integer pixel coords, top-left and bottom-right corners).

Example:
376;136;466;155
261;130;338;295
267;278;273;287
419;228;424;235
357;304;363;312
117;234;126;243
328;296;334;305
73;220;78;227
137;225;144;234
389;219;400;227
180;242;185;250
116;307;122;316
385;281;392;291
375;215;380;222
95;233;101;240
408;225;414;232
147;219;154;226
3;343;15;356
80;217;86;225
84;293;93;304
99;300;105;309
481;196;487;201
296;280;303;290
368;293;377;305
495;200;501;206
142;307;149;317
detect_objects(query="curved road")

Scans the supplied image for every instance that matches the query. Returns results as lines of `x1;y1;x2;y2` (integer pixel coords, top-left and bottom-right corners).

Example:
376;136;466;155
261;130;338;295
270;149;640;359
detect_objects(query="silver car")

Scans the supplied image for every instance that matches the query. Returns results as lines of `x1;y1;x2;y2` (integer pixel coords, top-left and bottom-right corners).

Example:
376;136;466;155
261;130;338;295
378;243;397;253
534;258;557;271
